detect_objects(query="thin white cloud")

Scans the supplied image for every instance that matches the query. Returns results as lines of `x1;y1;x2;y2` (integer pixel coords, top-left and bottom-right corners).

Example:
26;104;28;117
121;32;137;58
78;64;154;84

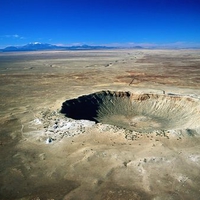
54;42;85;46
2;34;24;39
5;34;18;38
13;34;19;38
101;42;157;47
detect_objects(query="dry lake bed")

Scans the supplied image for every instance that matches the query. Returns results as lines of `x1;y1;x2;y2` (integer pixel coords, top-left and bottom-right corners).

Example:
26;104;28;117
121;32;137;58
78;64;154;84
0;49;200;200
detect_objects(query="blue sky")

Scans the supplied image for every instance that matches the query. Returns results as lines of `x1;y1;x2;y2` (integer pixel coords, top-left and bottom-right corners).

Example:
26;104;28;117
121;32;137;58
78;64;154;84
0;0;200;48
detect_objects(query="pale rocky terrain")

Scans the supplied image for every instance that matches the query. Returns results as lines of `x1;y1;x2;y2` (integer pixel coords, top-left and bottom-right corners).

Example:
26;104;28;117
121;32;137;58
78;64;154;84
0;49;200;200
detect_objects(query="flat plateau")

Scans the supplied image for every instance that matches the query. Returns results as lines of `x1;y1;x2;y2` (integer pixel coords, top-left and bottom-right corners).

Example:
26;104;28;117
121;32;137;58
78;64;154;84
0;49;200;200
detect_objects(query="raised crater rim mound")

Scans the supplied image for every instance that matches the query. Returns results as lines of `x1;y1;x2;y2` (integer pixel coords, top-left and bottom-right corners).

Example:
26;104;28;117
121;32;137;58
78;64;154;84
60;91;200;133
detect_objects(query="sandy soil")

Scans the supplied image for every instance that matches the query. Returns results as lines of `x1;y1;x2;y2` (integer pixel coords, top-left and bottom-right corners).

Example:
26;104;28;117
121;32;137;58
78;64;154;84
0;49;200;200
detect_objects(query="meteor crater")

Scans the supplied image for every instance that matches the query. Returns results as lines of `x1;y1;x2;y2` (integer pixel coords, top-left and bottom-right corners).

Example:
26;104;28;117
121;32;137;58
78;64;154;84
61;91;200;134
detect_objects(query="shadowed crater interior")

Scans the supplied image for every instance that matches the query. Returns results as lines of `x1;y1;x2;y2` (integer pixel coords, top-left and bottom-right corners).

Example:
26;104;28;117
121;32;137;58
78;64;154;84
61;91;200;132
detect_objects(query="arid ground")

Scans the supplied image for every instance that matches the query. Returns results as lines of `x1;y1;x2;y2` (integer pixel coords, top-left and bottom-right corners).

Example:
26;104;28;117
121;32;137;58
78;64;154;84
0;49;200;200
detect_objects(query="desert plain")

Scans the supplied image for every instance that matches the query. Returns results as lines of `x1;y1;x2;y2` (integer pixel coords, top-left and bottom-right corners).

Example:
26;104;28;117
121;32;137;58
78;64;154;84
0;49;200;200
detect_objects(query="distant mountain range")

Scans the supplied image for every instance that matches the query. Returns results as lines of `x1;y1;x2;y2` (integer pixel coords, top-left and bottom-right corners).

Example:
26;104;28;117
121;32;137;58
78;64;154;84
1;42;143;52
